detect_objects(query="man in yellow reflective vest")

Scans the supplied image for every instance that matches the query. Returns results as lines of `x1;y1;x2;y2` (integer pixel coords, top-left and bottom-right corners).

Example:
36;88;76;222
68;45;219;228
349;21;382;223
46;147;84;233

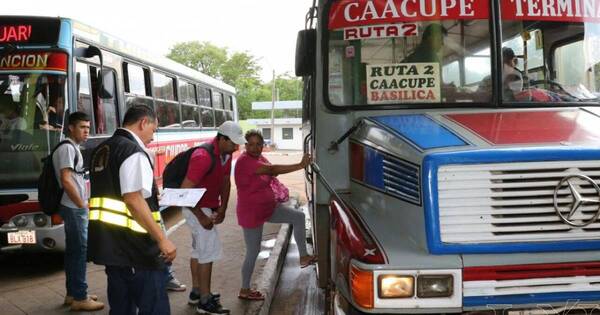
88;105;176;314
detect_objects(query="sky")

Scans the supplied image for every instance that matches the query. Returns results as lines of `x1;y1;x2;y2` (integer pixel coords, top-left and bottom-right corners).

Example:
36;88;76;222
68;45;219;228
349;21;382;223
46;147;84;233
10;0;312;82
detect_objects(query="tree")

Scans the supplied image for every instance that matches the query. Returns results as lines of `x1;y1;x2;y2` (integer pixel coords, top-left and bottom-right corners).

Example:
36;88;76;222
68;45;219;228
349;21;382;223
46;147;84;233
167;41;227;79
166;41;302;120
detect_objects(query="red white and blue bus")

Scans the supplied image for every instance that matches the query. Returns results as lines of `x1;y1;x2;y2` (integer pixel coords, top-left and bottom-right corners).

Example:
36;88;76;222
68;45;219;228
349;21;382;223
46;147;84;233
296;0;600;313
0;16;237;253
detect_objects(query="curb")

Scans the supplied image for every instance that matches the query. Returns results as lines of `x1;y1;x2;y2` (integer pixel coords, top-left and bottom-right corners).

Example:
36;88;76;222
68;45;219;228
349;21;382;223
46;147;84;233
244;223;292;315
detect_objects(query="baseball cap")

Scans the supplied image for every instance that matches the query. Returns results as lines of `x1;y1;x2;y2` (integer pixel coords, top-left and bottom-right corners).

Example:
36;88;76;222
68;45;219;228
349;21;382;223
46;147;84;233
217;121;246;145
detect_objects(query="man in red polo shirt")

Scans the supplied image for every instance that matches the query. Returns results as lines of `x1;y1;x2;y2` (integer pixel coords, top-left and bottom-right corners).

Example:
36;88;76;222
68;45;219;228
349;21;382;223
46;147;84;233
180;121;245;314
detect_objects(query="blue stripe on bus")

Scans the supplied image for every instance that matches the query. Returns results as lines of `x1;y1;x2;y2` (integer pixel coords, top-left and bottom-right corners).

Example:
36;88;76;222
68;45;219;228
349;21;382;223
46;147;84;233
59;19;73;50
371;114;467;150
364;146;384;189
464;291;600;307
422;147;600;254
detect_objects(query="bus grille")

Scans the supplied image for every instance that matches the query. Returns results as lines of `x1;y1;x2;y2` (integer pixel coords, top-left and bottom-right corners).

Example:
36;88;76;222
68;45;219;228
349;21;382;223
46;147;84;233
438;161;600;244
382;155;420;205
463;262;600;306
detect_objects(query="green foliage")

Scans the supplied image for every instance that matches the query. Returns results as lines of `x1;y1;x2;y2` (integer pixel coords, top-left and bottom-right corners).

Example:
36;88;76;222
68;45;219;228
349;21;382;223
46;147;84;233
167;41;303;120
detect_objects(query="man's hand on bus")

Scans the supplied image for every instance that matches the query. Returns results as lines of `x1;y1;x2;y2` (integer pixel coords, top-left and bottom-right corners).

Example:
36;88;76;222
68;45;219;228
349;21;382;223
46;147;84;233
158;238;177;263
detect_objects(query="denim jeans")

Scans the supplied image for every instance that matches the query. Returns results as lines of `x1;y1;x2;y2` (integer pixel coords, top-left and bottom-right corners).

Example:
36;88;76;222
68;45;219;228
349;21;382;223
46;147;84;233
58;205;89;301
105;265;170;315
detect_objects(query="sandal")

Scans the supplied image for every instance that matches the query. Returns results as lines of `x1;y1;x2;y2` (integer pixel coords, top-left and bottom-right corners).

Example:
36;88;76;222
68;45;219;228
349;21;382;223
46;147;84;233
300;255;318;268
238;289;265;301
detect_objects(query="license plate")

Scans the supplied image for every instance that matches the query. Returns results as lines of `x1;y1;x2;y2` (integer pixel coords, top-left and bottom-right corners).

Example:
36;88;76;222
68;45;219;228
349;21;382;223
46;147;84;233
7;230;36;244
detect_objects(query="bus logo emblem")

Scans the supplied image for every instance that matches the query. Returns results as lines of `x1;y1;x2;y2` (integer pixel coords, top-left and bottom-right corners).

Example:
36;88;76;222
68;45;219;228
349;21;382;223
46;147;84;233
553;175;600;227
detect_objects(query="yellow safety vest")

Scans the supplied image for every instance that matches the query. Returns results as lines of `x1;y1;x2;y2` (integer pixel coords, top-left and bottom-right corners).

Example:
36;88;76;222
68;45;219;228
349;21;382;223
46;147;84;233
89;197;162;234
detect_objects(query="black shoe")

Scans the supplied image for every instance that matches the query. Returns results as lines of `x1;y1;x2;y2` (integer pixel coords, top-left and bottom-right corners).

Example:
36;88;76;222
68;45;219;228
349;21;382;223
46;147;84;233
189;291;220;305
196;298;230;314
188;291;200;305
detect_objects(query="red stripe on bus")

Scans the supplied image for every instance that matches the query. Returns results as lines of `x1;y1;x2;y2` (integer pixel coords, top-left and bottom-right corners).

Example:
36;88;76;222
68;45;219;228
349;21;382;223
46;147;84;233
446;110;600;145
463;262;600;281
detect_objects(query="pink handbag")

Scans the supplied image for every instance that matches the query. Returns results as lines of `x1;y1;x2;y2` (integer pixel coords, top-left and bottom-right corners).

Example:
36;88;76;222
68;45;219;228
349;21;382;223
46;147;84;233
270;177;289;203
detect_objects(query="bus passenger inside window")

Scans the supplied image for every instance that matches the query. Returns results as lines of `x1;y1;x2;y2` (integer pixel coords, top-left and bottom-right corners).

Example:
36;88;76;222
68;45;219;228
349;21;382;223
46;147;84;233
402;24;447;64
501;47;523;100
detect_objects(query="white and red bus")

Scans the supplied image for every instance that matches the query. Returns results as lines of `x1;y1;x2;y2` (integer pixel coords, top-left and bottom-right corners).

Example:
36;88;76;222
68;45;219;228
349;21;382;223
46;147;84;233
0;16;237;253
296;0;600;313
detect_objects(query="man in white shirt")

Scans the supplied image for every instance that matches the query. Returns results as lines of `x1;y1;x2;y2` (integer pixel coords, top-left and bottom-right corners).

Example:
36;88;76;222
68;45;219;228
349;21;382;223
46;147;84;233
88;105;176;314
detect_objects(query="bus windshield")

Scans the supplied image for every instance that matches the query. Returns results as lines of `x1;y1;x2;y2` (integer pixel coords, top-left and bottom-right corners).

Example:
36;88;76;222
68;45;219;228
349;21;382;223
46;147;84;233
501;20;600;103
0;73;66;189
326;0;600;107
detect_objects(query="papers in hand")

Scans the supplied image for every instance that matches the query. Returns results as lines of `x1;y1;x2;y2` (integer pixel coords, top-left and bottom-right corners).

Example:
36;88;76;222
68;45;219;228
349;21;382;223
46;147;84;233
159;188;206;208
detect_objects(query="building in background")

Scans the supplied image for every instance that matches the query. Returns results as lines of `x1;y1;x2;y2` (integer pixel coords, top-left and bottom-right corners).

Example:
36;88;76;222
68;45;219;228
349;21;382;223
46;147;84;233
247;100;302;150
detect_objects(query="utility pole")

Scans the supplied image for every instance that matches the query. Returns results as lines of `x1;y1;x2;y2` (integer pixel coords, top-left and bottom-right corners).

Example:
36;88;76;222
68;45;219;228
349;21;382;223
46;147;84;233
270;69;276;147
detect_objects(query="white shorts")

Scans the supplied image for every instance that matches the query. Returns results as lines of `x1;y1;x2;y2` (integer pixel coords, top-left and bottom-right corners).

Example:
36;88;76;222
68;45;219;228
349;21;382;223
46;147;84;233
183;207;222;263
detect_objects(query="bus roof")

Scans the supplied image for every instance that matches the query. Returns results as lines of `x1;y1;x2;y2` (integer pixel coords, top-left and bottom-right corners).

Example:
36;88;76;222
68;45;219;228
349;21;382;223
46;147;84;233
65;17;236;94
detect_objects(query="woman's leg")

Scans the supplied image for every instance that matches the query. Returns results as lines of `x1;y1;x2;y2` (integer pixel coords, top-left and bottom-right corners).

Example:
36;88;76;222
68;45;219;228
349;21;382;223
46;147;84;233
241;225;264;289
268;203;308;257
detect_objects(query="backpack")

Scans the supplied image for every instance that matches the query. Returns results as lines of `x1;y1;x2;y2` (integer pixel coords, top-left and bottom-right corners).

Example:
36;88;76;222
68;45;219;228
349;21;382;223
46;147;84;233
162;143;215;189
37;140;79;215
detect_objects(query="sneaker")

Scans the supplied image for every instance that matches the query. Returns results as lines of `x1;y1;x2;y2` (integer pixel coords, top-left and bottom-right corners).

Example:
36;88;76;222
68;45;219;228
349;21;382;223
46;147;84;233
196;298;230;314
70;298;104;312
64;294;98;306
189;291;220;305
166;277;187;292
188;290;201;305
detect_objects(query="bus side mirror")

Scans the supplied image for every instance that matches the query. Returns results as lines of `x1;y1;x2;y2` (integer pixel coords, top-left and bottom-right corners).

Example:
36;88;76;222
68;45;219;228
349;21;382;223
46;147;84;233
74;46;111;99
295;29;316;77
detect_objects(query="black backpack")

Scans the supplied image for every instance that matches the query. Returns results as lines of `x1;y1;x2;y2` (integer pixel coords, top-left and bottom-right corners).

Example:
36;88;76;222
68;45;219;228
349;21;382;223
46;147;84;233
37;140;79;215
162;143;216;189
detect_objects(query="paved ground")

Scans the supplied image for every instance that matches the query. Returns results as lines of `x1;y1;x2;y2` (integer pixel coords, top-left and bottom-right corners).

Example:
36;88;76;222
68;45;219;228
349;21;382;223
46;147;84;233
0;150;309;315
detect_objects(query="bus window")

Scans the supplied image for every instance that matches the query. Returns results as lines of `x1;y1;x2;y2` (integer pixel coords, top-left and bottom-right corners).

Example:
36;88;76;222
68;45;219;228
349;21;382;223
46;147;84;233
124;63;149;96
212;91;224;109
90;68;118;135
225;111;233;122
327;20;492;106
76;62;95;130
554;40;600;99
214;110;226;126
198;86;212;107
200;107;215;128
179;80;197;105
181;104;201;128
152;71;176;101
156;101;181;129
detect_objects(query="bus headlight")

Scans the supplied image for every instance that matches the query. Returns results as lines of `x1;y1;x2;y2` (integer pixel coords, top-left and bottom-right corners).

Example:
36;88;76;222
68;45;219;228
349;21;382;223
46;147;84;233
378;275;414;298
33;214;48;227
417;275;453;298
13;215;29;227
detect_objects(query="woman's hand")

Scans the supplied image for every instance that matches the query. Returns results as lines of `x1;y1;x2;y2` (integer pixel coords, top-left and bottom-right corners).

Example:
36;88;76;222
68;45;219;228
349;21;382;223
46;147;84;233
299;154;312;169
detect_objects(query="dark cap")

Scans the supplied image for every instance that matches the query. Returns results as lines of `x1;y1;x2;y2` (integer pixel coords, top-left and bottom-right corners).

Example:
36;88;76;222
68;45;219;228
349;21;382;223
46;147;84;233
502;47;516;60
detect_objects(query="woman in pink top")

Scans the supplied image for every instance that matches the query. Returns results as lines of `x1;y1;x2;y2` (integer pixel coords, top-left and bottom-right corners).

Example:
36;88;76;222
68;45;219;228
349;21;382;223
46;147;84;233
234;130;316;300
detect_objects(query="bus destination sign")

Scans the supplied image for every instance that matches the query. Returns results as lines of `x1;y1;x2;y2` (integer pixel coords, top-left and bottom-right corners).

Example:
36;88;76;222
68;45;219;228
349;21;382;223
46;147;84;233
0;17;60;45
0;52;67;72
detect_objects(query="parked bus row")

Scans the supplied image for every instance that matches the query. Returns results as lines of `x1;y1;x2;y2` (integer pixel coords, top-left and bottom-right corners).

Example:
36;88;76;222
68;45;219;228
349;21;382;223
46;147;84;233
0;16;237;253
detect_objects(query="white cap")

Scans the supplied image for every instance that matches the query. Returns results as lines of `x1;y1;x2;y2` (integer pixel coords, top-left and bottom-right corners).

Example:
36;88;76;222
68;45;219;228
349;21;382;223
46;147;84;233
217;121;246;145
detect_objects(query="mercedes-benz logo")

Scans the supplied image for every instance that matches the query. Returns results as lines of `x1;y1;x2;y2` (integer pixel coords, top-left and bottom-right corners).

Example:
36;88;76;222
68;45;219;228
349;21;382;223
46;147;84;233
553;175;600;227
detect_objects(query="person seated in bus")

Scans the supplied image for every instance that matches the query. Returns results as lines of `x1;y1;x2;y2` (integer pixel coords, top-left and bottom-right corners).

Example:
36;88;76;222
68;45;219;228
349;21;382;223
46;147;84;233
477;47;524;99
402;24;447;64
501;47;523;100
